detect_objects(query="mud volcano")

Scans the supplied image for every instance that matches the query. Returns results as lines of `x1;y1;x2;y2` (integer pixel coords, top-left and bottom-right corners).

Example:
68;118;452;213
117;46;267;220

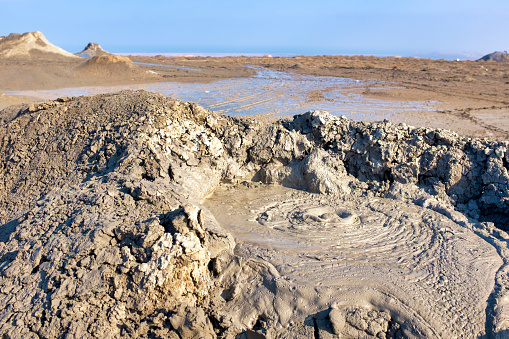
1;90;509;338
72;55;157;80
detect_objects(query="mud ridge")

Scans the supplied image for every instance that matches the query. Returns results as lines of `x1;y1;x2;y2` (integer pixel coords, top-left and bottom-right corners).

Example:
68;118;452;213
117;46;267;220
1;90;509;338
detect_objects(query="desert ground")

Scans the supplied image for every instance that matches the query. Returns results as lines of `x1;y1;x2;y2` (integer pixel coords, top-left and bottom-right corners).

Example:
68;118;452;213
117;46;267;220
2;32;509;338
2;48;509;139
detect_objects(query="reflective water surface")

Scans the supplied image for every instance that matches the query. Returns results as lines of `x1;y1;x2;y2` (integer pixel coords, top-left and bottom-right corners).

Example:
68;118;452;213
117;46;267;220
5;67;435;120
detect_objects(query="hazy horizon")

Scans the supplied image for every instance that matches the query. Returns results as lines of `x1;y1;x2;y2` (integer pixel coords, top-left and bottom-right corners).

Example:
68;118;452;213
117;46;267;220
115;51;486;61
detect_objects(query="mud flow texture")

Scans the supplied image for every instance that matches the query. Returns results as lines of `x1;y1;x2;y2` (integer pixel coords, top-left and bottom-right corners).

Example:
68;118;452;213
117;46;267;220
1;91;509;338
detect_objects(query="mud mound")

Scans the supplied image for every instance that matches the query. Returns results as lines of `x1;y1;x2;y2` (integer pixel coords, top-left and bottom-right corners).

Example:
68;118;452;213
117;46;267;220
1;91;509;337
76;42;111;58
0;31;80;59
478;51;509;62
0;91;235;338
73;55;156;78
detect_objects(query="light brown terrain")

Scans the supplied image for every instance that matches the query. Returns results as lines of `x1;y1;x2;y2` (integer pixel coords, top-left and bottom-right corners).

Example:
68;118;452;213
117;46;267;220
129;54;509;139
2;40;509;139
2;32;509;338
2;91;509;338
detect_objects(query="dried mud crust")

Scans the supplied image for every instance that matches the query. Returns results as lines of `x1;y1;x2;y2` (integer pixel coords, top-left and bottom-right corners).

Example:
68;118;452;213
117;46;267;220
0;90;509;338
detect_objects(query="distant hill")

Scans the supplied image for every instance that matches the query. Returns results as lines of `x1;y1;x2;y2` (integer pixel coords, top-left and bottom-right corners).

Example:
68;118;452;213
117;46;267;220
72;55;157;79
0;31;80;59
76;42;111;58
478;51;509;62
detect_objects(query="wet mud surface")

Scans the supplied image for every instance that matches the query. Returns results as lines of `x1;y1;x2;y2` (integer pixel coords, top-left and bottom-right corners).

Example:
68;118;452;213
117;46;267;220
3;67;434;122
1;91;509;338
2;52;509;140
205;184;499;338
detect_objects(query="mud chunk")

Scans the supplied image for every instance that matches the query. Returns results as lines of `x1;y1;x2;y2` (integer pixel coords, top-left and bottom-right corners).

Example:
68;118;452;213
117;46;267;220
329;307;346;334
346;308;391;337
302;148;352;195
164;208;190;235
169;304;215;339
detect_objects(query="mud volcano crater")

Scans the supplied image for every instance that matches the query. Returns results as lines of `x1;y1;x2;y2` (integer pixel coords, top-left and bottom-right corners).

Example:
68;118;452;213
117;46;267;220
1;90;509;338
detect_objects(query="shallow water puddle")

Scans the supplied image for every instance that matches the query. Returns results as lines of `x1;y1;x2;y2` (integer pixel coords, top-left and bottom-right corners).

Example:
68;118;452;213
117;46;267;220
204;183;502;337
4;67;434;120
132;61;201;71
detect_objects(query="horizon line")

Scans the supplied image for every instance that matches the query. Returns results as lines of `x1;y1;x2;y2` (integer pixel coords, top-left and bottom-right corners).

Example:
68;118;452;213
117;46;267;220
113;51;486;61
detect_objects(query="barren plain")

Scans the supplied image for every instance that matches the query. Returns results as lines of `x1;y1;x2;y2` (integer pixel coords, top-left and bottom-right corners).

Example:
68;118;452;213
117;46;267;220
3;50;509;139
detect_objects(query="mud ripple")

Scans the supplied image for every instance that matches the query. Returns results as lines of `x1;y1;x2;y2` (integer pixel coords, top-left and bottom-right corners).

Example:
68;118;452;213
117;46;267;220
204;184;501;337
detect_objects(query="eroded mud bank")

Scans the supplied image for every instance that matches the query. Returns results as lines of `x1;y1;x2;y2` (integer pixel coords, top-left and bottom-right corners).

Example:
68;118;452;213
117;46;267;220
1;90;509;338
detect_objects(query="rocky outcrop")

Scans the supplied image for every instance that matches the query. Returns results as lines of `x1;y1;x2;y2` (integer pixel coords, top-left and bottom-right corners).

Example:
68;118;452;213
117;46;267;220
1;91;509;337
478;51;509;62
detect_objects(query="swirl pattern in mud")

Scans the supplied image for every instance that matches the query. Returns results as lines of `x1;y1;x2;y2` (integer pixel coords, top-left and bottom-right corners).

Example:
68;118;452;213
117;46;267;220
205;184;502;338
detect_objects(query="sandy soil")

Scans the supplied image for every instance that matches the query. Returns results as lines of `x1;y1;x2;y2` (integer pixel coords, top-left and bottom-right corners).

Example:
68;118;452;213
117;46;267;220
0;55;255;92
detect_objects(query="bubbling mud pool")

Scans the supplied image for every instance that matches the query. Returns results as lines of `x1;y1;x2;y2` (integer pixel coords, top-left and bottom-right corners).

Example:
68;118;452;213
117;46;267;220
204;183;502;338
4;67;435;120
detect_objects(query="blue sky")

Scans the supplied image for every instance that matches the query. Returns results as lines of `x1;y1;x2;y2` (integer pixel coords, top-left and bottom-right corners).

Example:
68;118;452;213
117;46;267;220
1;0;507;58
